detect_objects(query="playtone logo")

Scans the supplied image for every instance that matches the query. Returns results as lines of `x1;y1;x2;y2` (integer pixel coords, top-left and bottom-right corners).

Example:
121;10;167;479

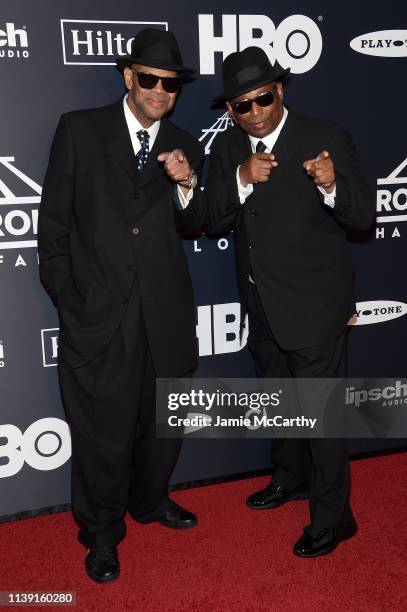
351;300;407;326
61;20;167;65
350;30;407;58
0;157;41;250
0;22;29;59
199;14;322;74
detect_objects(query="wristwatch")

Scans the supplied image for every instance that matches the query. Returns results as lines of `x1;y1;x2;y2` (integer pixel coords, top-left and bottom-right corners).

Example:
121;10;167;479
179;169;198;190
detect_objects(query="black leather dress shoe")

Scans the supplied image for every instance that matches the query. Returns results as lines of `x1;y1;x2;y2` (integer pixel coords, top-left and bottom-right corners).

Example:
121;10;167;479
293;520;357;558
158;500;197;530
246;482;308;510
85;546;120;583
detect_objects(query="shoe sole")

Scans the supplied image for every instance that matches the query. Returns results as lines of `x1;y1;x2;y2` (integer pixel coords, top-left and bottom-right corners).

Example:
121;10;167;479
293;523;358;558
158;518;198;530
85;567;120;584
246;491;308;510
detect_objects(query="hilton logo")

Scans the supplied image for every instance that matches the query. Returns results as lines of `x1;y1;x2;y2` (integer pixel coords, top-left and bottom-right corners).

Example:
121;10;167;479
41;328;59;367
61;20;167;65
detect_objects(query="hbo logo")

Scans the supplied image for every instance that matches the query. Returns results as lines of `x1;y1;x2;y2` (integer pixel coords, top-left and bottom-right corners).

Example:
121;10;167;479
0;418;71;478
199;14;323;74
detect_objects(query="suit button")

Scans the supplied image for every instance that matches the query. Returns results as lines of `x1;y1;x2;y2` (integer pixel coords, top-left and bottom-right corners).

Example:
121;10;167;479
250;209;258;217
132;227;140;235
249;242;256;249
244;273;249;278
134;193;140;199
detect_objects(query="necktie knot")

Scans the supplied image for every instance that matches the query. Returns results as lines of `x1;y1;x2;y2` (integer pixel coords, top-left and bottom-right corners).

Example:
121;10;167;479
137;129;149;144
136;130;150;172
256;140;267;153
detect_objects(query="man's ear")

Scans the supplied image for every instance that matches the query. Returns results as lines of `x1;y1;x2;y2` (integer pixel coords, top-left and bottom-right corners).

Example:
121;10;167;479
276;82;284;102
226;100;235;121
123;66;133;91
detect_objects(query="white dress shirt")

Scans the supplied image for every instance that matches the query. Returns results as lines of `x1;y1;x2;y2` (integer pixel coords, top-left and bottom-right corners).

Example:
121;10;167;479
236;107;336;207
123;94;160;154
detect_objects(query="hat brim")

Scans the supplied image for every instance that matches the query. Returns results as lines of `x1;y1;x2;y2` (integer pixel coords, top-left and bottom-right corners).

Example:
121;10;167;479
212;67;290;103
116;56;195;77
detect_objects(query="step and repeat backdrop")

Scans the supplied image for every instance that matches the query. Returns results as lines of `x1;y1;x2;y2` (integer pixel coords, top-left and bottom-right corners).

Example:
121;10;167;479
1;0;406;520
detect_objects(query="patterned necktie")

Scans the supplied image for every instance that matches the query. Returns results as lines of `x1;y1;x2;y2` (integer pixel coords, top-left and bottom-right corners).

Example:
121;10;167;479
256;140;267;153
135;129;150;172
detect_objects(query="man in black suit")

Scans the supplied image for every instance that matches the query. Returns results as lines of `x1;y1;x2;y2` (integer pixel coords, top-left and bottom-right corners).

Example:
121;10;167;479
38;29;204;582
162;47;374;557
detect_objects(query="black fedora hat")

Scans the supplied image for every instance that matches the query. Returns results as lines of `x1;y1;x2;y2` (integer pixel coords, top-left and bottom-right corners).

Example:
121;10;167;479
116;28;195;76
213;47;290;102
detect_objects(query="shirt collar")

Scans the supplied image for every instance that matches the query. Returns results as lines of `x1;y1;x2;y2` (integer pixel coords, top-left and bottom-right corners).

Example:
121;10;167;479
249;106;288;153
123;94;160;143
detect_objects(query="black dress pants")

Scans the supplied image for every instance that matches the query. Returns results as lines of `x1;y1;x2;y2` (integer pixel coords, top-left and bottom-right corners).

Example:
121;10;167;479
58;279;182;548
246;282;353;529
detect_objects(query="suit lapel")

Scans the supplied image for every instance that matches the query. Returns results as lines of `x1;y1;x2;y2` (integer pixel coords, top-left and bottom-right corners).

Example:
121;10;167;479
250;111;303;198
269;111;302;169
104;99;140;185
135;118;173;191
230;125;253;167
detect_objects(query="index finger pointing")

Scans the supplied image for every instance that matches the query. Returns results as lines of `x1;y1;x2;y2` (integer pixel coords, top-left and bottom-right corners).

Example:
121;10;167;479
303;159;316;171
171;148;184;163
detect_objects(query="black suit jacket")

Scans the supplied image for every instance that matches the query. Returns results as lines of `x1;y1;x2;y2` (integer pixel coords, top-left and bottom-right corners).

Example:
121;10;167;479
38;98;204;375
201;111;374;350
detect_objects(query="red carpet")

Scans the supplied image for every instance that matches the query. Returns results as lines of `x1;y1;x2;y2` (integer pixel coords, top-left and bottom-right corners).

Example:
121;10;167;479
1;452;407;611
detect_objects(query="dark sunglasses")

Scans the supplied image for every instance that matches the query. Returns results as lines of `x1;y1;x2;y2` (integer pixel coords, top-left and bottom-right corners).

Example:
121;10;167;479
231;90;276;114
131;70;182;93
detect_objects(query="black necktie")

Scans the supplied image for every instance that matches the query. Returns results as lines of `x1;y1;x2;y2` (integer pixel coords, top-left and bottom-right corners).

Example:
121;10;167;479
250;141;267;285
256;140;267;153
135;129;150;172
